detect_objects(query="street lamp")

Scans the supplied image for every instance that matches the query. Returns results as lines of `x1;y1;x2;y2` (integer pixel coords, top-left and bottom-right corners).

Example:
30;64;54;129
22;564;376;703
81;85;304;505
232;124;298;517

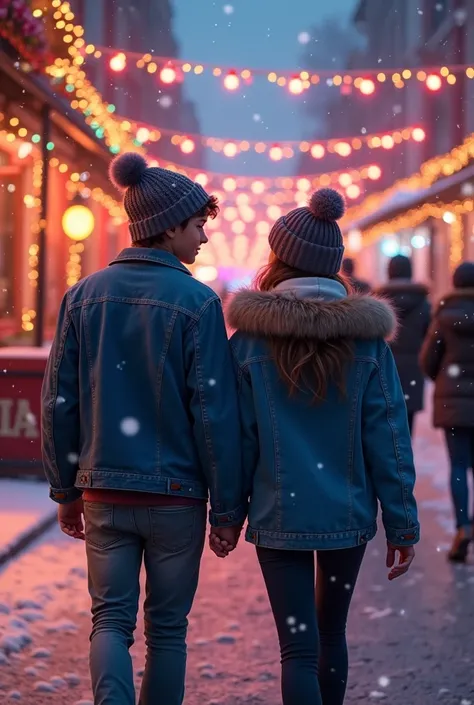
62;204;95;241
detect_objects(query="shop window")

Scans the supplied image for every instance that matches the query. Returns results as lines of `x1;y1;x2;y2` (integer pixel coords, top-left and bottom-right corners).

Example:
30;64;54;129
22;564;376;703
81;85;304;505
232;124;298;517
0;176;17;319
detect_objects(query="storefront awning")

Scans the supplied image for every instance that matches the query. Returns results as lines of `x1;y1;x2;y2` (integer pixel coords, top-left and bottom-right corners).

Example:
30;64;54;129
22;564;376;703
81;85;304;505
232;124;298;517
0;50;113;192
345;162;474;234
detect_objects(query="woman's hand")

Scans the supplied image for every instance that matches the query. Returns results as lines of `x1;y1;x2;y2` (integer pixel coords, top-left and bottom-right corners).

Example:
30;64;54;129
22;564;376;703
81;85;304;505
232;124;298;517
386;542;415;580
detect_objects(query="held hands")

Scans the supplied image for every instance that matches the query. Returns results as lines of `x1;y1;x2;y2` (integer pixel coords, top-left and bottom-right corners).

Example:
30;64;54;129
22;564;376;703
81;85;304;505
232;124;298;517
58;497;85;540
209;525;242;558
386;542;415;580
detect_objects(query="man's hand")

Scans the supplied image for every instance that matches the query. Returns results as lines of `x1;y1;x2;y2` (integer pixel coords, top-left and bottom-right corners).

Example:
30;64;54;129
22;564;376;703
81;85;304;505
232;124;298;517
58;497;85;540
386;542;415;580
209;525;242;558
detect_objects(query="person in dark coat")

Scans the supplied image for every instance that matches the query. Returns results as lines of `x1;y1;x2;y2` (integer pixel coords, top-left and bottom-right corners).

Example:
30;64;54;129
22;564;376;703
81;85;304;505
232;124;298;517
420;261;474;562
341;257;371;294
376;255;430;435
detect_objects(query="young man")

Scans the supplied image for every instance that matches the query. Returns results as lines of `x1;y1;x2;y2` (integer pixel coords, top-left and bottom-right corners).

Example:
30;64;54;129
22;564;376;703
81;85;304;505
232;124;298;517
41;153;244;705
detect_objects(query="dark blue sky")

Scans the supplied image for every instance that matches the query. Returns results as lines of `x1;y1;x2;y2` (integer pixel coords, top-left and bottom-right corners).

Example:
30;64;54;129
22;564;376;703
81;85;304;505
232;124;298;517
172;0;358;175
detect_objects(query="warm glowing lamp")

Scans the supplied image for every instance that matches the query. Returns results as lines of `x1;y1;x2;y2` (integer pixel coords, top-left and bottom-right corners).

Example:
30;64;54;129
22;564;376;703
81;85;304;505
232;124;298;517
62;204;95;241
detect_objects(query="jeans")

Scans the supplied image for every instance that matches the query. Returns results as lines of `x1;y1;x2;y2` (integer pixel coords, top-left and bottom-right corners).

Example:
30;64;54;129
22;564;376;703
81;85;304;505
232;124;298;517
257;544;367;705
84;502;206;705
444;428;474;530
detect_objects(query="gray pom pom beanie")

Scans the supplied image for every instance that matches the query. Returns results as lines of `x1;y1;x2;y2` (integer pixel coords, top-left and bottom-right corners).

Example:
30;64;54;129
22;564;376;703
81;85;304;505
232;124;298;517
268;188;346;276
109;152;211;243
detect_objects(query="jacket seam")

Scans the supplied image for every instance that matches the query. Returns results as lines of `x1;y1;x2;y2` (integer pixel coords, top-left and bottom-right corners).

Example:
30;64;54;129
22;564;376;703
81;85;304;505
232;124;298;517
156;310;178;471
69;296;200;321
378;356;412;526
46;304;73;491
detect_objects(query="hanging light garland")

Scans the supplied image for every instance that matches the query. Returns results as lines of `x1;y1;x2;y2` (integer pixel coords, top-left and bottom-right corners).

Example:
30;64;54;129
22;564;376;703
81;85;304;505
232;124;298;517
117;116;425;161
90;46;474;97
343;131;474;227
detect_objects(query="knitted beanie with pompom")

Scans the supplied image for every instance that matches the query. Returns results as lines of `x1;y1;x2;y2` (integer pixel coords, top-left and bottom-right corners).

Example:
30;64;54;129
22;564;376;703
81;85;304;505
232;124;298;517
268;188;345;275
109;152;211;243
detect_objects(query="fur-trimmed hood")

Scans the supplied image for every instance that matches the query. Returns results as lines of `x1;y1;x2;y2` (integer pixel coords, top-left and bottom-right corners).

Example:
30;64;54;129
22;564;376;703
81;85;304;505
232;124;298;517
227;278;397;341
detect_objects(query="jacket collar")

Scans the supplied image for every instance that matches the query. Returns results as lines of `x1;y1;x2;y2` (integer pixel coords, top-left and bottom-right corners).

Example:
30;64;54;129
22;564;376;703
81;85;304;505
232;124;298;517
274;277;347;301
227;279;397;342
109;248;192;276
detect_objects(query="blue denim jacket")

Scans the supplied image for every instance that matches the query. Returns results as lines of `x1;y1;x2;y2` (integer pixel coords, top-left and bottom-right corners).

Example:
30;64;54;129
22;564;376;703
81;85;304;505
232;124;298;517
41;248;245;527
227;277;420;550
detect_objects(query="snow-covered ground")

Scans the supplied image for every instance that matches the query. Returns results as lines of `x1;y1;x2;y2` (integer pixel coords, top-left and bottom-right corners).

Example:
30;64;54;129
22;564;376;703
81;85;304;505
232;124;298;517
1;400;474;704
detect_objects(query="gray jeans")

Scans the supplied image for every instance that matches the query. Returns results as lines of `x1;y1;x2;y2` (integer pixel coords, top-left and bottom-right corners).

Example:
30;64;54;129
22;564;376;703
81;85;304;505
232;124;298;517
84;502;207;705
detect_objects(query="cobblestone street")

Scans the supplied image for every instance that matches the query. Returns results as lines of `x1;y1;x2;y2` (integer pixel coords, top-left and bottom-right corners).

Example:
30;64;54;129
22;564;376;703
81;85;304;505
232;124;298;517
1;409;474;704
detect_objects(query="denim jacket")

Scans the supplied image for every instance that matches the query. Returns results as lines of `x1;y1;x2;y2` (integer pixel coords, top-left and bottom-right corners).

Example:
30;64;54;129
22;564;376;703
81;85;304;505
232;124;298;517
227;277;420;550
41;248;245;527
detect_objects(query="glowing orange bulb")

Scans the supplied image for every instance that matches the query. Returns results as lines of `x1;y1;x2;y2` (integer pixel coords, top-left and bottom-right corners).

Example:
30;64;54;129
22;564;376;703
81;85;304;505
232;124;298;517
224;71;240;91
310;144;325;159
346;184;361;200
334;142;352;157
367;165;382;180
426;74;442;91
160;66;177;84
109;53;126;72
288;76;304;95
223;142;238;158
180;138;195;154
359;78;375;95
381;135;394;150
195;173;208;187
223;177;237;192
269;146;283;161
251;180;265;194
412;127;426;142
338;173;352;188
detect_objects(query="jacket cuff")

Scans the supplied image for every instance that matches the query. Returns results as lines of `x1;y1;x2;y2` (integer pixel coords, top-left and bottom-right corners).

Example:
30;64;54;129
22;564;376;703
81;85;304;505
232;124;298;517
49;486;83;504
209;503;247;527
385;524;420;546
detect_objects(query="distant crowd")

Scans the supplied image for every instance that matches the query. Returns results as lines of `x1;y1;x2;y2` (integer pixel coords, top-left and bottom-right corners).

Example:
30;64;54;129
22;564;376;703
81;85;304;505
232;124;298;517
344;253;474;564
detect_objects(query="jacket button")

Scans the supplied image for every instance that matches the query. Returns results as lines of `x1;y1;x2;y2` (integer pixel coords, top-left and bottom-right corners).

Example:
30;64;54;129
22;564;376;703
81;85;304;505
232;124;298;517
80;474;88;484
359;534;367;543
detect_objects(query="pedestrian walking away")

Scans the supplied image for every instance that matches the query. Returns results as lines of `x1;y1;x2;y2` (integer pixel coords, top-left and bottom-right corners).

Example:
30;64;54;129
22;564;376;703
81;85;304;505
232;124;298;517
212;188;420;705
41;152;245;705
420;261;474;563
341;257;371;294
376;254;431;436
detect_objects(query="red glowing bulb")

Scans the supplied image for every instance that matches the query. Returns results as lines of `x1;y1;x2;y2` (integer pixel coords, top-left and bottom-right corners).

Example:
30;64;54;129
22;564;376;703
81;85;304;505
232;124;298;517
412;127;426;142
367;165;382;180
359;78;375;96
269;145;283;161
110;53;126;72
224;71;240;91
160;66;177;84
310;144;325;159
426;74;442;91
289;76;304;95
180;138;195;154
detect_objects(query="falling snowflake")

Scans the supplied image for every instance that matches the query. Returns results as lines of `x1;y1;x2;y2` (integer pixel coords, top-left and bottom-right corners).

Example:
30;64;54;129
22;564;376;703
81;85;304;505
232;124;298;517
67;452;79;464
417;9;423;15
290;492;296;498
378;676;390;688
56;396;66;405
393;104;402;115
404;394;410;401
298;623;307;631
160;95;173;109
223;4;234;13
344;583;351;590
253;113;261;122
208;378;216;387
410;380;416;386
361;127;367;134
317;463;324;469
286;616;296;626
297;31;311;44
330;576;336;583
447;364;461;378
435;2;444;9
26;412;36;426
290;627;297;634
120;417;140;436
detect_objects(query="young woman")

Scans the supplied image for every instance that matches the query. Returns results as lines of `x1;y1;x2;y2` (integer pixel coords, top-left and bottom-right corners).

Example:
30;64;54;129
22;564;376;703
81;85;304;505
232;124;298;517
217;189;420;705
420;261;474;562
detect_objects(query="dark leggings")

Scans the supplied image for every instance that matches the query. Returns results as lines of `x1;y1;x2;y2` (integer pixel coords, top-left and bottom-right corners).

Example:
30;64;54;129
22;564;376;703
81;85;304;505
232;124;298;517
257;544;367;705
